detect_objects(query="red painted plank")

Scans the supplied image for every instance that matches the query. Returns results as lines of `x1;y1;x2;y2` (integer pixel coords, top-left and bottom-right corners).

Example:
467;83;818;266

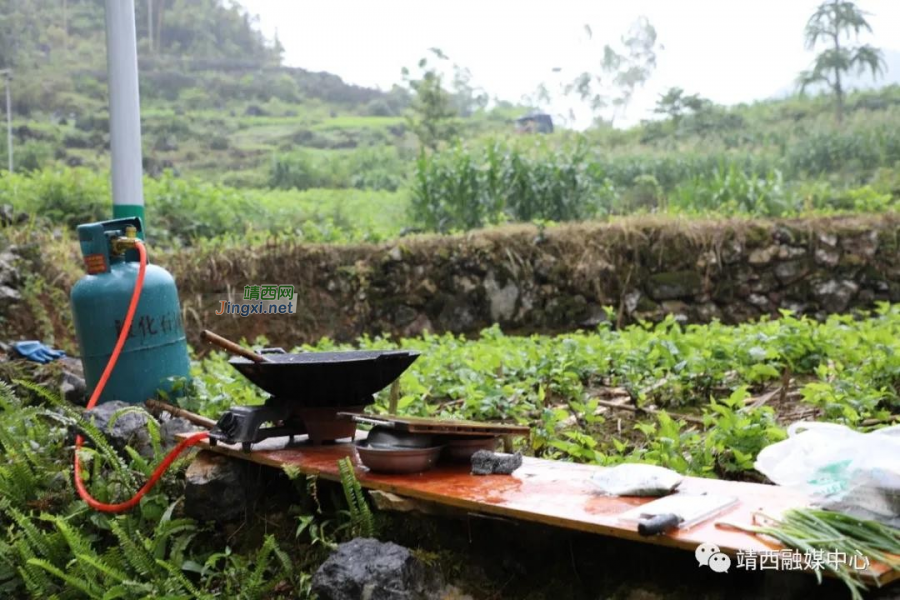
185;433;898;586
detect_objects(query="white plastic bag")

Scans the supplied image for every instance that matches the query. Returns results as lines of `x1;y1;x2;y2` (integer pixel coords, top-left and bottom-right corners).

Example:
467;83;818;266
755;422;900;526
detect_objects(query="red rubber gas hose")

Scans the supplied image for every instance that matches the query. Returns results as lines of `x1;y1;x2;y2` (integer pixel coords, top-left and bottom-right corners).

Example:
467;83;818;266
74;240;209;513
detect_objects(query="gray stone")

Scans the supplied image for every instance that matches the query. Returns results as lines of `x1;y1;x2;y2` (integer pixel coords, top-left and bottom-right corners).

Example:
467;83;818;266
773;227;798;244
160;416;200;449
722;301;760;324
0;284;20;309
84;400;154;458
312;538;443;600
693;302;722;323
437;297;476;331
720;239;743;264
749;271;778;294
813;279;859;313
401;314;433;338
841;231;878;261
815;246;841;267
453;276;477;293
393;305;418;327
748;294;771;310
578;305;609;328
748;246;778;265
0;249;20;286
623;290;642;314
660;300;690;322
516;290;535;318
774;260;808;284
783;301;808;315
533;255;558;280
0;204;28;226
646;271;703;301
184;451;252;522
483;272;518;322
777;246;807;260
857;289;876;305
817;232;838;247
60;371;86;406
471;451;523;475
387;246;403;262
696;250;717;269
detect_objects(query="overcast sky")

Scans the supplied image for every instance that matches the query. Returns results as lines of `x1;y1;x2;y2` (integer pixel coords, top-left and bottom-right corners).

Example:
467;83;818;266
240;0;899;127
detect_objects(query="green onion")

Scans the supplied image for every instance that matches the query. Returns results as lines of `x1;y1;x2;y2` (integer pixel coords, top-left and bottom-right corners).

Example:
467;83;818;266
721;508;899;600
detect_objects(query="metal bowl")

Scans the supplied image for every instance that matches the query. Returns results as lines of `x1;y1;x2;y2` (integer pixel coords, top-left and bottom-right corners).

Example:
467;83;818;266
354;440;442;474
366;426;435;449
441;436;499;462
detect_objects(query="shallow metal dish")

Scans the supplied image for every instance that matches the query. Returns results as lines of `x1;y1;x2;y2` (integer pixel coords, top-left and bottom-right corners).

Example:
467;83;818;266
354;440;442;474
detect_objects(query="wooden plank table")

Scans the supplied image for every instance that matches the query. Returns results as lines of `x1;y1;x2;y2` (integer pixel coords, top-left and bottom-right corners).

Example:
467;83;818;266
185;432;898;587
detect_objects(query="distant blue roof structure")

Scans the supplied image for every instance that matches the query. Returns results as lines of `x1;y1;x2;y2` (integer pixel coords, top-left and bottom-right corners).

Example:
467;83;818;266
515;112;554;134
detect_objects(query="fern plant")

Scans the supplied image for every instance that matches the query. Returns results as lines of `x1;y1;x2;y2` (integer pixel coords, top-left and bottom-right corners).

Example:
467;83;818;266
0;379;306;599
337;457;376;538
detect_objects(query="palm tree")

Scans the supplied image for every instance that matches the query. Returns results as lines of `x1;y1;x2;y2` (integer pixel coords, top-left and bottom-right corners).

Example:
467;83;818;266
797;0;886;123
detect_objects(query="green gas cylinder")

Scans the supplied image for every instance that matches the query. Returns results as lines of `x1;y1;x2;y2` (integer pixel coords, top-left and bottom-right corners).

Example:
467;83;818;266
70;217;190;404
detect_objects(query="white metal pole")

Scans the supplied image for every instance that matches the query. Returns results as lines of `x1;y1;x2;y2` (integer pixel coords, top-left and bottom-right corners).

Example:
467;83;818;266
5;72;12;173
105;0;145;225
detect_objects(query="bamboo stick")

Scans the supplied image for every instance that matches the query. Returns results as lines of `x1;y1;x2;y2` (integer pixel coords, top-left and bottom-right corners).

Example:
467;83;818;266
145;399;216;429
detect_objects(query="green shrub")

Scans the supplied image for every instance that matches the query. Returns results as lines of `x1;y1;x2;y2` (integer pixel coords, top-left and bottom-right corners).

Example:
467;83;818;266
269;151;328;190
411;140;595;231
269;147;408;192
0;168;108;228
16;141;56;173
786;125;900;180
144;174;264;244
670;165;794;216
1;167;411;245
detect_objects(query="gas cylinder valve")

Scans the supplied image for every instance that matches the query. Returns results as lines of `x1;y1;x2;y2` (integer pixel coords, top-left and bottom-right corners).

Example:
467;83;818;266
111;236;137;255
110;225;139;255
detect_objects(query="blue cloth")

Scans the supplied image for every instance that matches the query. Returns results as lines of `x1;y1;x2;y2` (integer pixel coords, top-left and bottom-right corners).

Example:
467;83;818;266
12;341;66;364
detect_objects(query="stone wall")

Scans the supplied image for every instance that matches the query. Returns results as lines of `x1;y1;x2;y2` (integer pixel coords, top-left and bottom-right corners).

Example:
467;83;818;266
158;214;897;349
5;214;896;350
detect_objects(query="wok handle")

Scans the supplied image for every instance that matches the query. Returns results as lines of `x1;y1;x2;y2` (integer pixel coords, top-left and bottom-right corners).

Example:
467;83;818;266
638;513;682;536
201;330;272;363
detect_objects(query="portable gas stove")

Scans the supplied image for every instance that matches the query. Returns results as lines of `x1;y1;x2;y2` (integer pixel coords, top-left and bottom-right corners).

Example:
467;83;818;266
208;348;419;451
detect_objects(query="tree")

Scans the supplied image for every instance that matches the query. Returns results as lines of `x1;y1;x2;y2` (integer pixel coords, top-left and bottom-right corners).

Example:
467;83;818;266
450;63;488;117
567;17;660;127
402;48;459;151
602;17;659;125
797;0;886;122
654;87;709;123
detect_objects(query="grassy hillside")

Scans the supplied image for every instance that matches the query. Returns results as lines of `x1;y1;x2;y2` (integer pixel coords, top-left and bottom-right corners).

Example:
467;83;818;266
0;0;525;187
0;0;397;183
0;0;898;243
